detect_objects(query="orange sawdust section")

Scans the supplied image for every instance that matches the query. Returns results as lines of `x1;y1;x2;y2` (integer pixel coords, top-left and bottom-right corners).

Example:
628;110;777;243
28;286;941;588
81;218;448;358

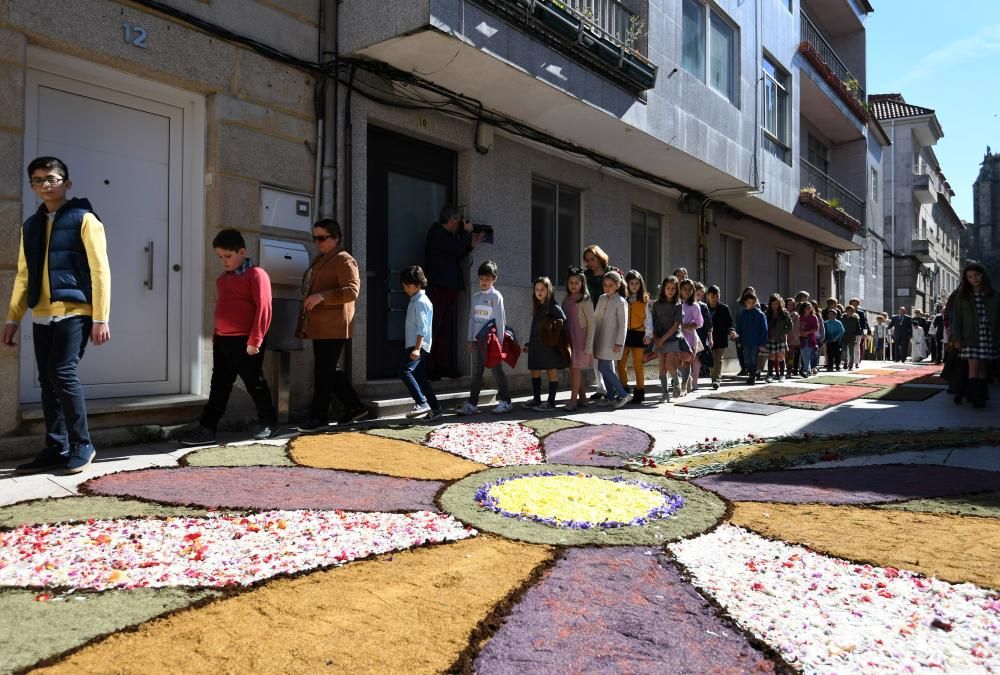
660;429;1000;474
289;431;486;480
36;537;553;674
730;502;1000;589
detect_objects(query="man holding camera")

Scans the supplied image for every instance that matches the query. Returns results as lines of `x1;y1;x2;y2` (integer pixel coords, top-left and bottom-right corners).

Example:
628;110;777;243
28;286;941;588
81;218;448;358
424;205;485;379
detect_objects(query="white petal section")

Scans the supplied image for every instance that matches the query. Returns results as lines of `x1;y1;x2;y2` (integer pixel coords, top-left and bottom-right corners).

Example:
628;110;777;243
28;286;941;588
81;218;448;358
669;524;1000;673
0;511;475;590
426;423;543;466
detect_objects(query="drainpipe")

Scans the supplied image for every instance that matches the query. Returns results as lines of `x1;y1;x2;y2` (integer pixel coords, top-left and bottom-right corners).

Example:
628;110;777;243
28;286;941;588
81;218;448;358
320;0;339;220
890;119;895;309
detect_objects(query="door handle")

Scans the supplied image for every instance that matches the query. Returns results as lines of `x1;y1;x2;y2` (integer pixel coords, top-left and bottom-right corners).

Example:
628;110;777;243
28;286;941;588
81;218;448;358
143;241;154;290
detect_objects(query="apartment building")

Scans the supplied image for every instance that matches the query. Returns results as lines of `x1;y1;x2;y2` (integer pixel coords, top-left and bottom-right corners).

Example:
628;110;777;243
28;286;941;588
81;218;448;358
871;94;964;314
0;0;887;434
964;148;1000;272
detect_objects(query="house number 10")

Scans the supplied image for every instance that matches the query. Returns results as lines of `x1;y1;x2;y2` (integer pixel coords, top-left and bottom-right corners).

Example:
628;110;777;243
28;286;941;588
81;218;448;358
123;22;149;49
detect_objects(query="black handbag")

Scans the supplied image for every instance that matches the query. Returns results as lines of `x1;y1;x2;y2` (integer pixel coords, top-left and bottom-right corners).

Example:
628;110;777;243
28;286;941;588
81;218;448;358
624;329;646;348
677;334;692;354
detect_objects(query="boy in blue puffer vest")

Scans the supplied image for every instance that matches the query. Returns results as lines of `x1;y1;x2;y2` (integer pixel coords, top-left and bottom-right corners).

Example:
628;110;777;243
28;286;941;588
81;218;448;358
3;157;111;475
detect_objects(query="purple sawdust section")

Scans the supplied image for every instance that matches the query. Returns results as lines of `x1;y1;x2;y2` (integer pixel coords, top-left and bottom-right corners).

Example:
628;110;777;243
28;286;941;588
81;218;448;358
475;547;775;674
542;424;651;466
694;465;1000;504
85;467;443;512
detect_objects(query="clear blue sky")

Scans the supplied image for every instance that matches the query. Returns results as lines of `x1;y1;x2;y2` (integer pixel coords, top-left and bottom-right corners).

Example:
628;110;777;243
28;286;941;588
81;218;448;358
866;1;1000;222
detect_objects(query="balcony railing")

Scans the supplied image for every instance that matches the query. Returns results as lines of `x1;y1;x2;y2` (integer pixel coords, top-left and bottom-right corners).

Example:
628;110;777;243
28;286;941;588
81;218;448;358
800;10;865;104
800;158;865;232
479;0;657;91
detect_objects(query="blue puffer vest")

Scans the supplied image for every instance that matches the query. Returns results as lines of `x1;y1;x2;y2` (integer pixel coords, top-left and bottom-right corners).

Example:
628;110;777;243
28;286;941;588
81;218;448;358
23;197;97;308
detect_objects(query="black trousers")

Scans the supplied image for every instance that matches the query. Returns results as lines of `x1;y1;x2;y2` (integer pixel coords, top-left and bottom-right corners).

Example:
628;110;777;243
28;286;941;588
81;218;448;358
311;338;363;421
201;335;276;431
893;338;910;362
426;287;459;377
826;342;842;370
33;316;92;453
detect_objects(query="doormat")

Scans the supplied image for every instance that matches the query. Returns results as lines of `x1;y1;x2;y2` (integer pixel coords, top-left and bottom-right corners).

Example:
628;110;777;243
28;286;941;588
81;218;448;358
910;374;948;385
846;374;921;387
860;386;943;401
675;399;788;415
705;385;805;406
776;384;880;409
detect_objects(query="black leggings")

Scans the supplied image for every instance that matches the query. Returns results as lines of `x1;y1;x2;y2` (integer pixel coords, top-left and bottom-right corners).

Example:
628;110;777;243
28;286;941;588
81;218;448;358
311;339;363;421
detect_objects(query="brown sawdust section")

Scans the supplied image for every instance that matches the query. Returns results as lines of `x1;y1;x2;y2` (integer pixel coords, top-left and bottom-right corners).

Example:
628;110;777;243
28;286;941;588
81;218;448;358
289;431;486;480
731;502;1000;589
36;537;553;674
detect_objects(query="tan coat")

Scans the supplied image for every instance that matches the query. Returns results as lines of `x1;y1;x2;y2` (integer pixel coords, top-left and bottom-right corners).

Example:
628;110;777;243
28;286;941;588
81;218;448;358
569;297;596;355
302;249;360;339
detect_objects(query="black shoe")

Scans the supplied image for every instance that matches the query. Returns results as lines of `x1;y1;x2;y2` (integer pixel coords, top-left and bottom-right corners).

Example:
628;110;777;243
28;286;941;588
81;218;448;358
64;445;96;475
589;392;605;401
297;419;328;432
178;425;217;446
339;407;370;425
15;449;68;475
737;369;747;377
630;389;645;405
253;424;276;441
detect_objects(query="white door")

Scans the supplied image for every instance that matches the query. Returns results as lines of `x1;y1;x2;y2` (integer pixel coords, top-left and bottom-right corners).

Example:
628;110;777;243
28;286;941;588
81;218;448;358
20;71;184;400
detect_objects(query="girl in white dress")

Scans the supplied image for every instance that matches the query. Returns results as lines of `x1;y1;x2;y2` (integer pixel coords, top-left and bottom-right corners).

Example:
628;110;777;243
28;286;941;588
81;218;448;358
910;321;927;361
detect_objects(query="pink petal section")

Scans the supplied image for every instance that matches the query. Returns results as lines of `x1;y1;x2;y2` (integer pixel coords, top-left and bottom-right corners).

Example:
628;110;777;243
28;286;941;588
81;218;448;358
426;423;542;466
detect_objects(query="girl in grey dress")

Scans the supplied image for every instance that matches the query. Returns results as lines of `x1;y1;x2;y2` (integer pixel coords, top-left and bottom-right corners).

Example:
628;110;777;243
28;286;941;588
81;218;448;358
650;276;685;402
523;277;568;410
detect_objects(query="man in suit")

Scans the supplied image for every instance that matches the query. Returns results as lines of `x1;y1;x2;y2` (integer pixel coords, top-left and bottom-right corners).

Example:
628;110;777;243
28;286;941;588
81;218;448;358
888;306;913;362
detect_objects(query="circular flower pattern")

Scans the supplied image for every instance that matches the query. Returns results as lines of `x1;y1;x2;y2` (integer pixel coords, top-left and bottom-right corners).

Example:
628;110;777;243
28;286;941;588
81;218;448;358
426;422;542;466
476;471;683;529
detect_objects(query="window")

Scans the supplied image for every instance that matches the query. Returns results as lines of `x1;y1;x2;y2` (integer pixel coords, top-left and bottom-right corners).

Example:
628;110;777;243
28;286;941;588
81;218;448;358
720;234;743;305
807;134;829;174
631;207;663;287
919;218;927;240
871;167;879;203
681;0;738;105
776;251;791;297
869;241;878;277
531;178;581;283
762;55;790;163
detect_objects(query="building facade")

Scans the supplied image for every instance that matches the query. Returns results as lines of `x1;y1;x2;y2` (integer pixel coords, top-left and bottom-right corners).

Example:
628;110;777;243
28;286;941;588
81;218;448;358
0;0;887;435
871;94;964;315
964;148;1000;272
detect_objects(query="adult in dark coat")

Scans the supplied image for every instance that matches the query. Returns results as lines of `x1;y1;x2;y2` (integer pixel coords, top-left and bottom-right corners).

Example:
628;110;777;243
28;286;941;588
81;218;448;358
424;205;484;378
888;306;913;362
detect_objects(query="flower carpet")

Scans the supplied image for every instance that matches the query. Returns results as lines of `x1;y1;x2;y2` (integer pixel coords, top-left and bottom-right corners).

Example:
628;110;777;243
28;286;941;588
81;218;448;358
2;409;999;673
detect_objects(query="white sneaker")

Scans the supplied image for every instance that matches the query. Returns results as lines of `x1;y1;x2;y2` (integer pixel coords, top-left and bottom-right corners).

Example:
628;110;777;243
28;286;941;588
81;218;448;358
492;401;513;414
532;402;554;411
456;402;480;416
613;394;631;409
405;403;431;418
764;376;773;384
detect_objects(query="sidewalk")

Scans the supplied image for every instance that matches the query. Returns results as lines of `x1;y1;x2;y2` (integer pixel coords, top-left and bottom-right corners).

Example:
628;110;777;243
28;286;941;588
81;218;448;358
3;359;996;506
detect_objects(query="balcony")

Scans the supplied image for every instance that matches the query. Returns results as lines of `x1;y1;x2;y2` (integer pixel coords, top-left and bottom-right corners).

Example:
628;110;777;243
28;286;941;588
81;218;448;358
475;0;657;91
799;10;868;126
911;239;934;264
799;159;865;234
912;170;937;205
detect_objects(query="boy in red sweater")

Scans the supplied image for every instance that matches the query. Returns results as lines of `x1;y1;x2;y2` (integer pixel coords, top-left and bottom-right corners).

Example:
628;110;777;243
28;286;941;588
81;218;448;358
179;229;276;445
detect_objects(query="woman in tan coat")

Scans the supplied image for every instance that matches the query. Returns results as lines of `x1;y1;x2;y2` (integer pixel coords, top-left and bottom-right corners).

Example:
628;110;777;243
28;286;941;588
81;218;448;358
297;219;367;430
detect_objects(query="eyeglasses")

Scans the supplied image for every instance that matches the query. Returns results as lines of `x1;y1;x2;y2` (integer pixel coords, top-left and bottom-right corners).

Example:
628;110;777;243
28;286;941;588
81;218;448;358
29;177;65;187
312;235;333;242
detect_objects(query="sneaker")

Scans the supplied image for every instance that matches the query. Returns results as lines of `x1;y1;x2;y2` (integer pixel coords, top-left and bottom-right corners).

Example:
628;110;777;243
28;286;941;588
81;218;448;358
491;401;513;415
423;409;443;420
520;400;541;409
672;383;681;398
712;380;720;390
14;449;68;475
405;403;431;418
456;402;480;416
777;375;785;382
613;394;631;409
532;402;554;411
297;419;328;432
342;407;370;424
660;389;671;403
597;397;614;407
253;425;276;441
737;369;748;377
589;392;605;401
64;445;96;475
764;376;773;384
576;400;590;409
564;401;578;412
178;425;217;446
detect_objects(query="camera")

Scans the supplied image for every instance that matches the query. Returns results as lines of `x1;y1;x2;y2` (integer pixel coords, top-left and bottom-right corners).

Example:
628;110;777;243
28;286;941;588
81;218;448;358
471;222;494;244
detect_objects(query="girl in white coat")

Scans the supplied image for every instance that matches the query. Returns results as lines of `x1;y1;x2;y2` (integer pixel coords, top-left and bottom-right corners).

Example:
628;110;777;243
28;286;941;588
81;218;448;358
591;271;630;408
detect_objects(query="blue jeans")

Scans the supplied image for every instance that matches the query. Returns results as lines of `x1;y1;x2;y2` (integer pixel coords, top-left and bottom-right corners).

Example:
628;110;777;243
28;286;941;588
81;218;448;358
400;348;439;411
597;358;627;400
33;316;93;454
811;345;821;371
741;345;759;377
799;345;814;375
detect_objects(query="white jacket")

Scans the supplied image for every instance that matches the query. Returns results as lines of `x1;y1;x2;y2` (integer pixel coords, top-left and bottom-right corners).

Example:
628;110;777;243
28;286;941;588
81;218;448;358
592;293;627;361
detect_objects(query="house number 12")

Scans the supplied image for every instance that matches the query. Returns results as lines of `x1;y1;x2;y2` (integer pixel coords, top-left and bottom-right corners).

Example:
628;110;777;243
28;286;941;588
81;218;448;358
123;22;149;49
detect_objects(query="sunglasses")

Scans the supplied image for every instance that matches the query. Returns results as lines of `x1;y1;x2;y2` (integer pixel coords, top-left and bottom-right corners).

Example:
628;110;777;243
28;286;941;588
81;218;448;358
312;235;335;242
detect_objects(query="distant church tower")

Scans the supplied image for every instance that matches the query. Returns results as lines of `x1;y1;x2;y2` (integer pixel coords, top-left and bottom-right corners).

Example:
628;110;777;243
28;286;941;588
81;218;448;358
966;147;1000;269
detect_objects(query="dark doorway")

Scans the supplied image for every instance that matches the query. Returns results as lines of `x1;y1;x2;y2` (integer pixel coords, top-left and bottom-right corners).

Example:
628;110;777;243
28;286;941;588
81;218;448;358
366;127;456;378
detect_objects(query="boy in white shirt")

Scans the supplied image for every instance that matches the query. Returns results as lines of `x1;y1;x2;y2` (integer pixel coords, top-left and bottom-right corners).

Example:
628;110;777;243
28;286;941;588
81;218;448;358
457;261;512;414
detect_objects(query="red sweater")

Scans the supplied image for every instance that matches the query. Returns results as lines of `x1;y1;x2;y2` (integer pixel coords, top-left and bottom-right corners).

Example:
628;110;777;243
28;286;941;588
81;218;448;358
214;266;272;348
